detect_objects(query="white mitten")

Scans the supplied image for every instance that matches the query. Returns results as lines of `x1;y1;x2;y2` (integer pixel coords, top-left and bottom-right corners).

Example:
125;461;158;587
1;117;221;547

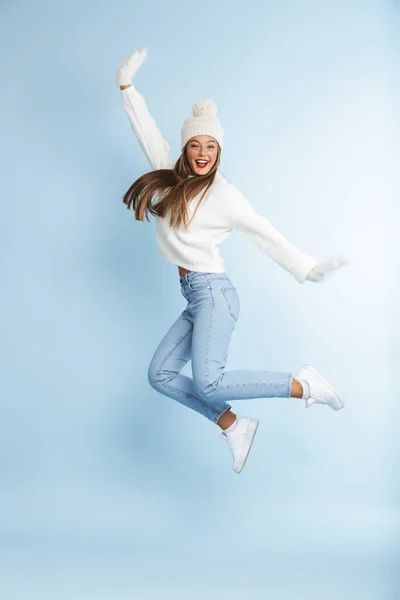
306;255;350;282
117;48;148;87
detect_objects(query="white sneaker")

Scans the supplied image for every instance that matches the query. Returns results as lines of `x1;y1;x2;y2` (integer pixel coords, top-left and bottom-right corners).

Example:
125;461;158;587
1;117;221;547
296;364;345;411
219;415;259;473
116;48;148;87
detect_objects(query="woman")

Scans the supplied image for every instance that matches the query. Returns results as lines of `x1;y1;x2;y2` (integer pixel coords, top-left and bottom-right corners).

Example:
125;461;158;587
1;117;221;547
116;48;349;474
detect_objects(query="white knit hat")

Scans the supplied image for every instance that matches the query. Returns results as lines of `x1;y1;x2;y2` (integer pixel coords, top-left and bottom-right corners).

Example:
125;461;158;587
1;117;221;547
181;99;224;151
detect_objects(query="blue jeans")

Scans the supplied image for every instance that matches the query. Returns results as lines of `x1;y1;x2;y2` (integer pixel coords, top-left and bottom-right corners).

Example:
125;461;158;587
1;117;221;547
148;271;293;424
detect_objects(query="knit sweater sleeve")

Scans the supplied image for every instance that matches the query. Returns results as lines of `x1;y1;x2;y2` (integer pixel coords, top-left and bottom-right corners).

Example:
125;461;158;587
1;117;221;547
120;85;174;171
224;184;318;284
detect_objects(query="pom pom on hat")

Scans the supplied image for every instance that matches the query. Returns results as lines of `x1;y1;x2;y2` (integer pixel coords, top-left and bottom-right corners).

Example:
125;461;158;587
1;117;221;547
191;99;218;118
181;98;224;151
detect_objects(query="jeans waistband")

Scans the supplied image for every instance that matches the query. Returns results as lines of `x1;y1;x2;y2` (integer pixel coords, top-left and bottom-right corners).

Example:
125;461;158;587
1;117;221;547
179;271;231;286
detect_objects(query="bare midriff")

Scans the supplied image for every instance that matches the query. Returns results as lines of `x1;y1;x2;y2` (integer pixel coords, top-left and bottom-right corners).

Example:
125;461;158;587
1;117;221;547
178;266;192;278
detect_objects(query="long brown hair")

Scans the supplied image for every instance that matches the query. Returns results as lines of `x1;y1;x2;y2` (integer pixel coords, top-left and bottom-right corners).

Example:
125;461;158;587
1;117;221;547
122;143;222;230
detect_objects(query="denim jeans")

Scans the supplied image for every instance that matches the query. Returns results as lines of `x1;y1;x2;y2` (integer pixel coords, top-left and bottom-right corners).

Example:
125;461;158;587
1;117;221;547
148;271;293;424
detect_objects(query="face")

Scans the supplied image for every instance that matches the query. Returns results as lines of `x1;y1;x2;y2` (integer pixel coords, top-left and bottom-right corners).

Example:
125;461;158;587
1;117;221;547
185;136;218;176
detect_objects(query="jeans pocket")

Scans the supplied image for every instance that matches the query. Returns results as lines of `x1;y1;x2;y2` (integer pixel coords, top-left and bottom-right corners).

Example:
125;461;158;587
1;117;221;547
221;287;240;321
188;274;209;292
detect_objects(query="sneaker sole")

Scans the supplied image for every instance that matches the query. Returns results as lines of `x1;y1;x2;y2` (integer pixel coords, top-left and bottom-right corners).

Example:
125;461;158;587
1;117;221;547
304;364;345;410
234;420;259;473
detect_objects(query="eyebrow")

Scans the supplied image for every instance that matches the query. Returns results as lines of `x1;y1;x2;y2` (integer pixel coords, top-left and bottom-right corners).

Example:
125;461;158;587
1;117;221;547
190;139;216;144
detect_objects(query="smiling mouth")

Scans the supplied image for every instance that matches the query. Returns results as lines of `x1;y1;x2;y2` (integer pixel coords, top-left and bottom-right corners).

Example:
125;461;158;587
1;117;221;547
195;160;209;168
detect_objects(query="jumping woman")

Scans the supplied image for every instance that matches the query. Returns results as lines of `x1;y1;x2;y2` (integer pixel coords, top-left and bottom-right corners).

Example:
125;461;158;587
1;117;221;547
116;48;349;474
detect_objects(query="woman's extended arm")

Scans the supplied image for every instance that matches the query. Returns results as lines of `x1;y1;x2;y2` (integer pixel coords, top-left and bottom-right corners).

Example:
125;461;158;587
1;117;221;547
224;184;319;284
118;48;174;171
224;184;349;283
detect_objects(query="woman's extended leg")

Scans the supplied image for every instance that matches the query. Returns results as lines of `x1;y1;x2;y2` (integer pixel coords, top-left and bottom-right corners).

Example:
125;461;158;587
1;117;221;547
188;274;298;405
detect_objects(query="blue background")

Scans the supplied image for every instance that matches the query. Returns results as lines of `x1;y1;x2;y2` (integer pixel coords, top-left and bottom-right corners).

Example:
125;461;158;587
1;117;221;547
1;0;398;598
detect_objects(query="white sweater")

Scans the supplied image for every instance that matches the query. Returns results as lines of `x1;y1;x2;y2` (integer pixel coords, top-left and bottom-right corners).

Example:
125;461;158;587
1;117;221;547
121;86;318;283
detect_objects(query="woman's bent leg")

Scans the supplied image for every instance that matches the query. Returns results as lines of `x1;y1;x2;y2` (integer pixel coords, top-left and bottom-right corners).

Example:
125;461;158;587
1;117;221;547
190;276;294;403
147;309;232;424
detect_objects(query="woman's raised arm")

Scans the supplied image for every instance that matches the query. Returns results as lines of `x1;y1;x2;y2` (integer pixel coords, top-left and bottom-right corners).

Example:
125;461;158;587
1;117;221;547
117;48;174;171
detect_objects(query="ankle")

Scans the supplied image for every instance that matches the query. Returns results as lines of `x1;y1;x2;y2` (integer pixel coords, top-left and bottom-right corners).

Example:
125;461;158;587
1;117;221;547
217;410;237;430
292;378;310;400
290;379;302;398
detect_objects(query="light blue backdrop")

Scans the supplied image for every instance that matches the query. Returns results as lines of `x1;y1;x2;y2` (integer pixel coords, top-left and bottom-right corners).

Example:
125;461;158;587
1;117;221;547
1;0;398;598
